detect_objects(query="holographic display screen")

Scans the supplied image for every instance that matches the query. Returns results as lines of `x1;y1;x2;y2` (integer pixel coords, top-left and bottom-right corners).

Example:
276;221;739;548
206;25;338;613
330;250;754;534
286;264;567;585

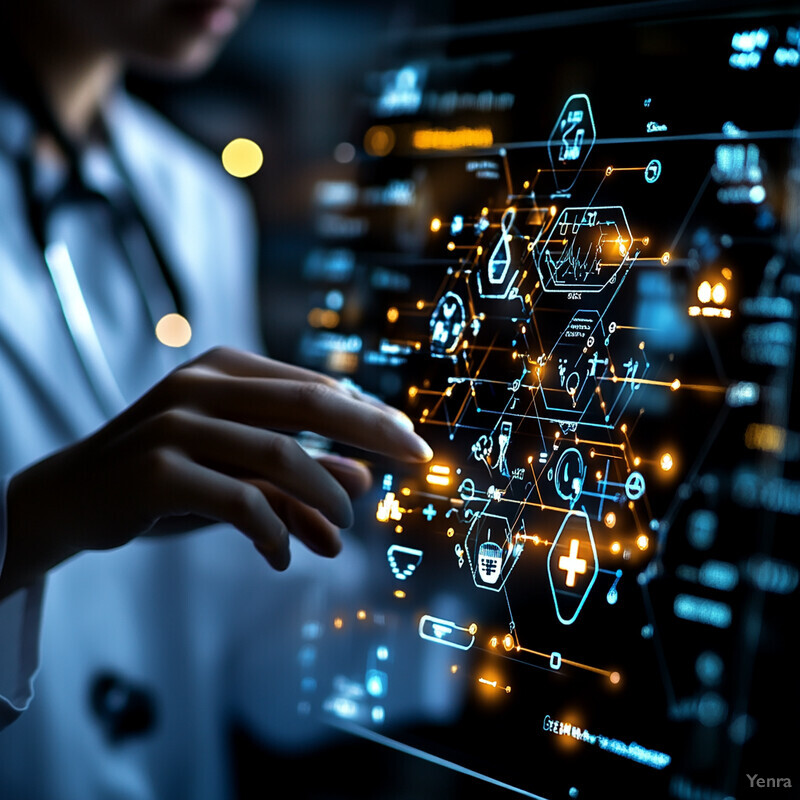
296;6;800;798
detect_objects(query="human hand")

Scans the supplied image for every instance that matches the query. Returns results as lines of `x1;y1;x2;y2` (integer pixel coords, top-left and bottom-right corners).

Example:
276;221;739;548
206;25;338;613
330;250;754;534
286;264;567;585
2;348;431;595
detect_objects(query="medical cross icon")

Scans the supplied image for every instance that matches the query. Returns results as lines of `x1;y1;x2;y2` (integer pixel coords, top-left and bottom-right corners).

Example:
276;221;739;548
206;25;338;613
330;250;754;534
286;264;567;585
558;538;587;587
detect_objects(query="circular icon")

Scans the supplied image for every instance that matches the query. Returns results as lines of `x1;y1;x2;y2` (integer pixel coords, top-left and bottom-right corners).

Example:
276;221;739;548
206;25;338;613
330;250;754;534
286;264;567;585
565;371;581;397
624;471;646;500
457;478;476;502
430;292;466;355
555;448;585;503
644;159;662;184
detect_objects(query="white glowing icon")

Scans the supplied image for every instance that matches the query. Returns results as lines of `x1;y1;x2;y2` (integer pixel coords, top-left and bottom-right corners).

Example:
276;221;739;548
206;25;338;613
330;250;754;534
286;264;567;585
478;541;504;584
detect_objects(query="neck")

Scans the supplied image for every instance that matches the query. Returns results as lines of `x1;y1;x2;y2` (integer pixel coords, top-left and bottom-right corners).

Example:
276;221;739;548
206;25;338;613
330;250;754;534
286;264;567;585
39;55;121;140
4;8;122;141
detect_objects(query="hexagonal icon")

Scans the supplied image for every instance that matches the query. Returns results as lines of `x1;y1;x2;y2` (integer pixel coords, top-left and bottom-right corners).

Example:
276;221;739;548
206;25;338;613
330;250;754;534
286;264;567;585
537;206;634;293
464;511;525;593
430;291;466;357
476;207;528;300
548;94;596;193
537;310;611;425
547;510;599;625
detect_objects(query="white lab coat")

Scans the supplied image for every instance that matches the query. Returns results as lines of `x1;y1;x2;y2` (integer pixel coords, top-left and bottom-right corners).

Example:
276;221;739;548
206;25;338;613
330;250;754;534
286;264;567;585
0;87;363;798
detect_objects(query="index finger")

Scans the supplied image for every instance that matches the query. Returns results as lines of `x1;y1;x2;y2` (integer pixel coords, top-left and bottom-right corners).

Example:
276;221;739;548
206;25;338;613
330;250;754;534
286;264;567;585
203;377;433;462
191;347;416;426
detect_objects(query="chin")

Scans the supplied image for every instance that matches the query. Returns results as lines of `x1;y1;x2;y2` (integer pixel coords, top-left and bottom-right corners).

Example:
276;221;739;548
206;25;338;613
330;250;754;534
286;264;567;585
128;38;225;77
126;2;247;77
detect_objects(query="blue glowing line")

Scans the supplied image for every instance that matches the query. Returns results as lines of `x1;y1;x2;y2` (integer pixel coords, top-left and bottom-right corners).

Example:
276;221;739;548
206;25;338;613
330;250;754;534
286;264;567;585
581;490;619;501
325;719;553;799
597;457;611;522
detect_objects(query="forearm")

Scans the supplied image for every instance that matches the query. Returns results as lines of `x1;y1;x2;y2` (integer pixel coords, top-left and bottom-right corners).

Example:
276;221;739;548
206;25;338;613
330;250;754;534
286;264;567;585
0;462;83;600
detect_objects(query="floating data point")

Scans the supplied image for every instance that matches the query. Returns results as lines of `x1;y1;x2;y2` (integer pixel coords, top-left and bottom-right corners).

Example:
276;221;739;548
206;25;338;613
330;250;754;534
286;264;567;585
221;137;263;178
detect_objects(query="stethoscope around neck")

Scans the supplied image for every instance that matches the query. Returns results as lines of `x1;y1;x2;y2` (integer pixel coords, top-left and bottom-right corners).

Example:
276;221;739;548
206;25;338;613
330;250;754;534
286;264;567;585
13;83;189;417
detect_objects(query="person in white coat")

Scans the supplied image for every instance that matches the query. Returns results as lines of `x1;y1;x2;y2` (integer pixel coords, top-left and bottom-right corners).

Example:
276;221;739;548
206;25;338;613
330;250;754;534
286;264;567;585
0;1;432;796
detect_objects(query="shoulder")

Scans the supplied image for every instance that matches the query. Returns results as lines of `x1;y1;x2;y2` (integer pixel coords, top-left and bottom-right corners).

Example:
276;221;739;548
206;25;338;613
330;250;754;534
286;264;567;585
105;90;262;352
106;90;252;222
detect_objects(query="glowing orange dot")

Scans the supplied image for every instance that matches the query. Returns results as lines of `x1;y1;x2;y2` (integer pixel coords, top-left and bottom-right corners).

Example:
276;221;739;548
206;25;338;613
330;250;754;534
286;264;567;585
447;241;456;251
395;525;403;534
386;307;399;323
671;379;681;391
636;534;649;551
357;609;367;620
711;282;727;305
605;512;617;528
364;125;395;157
416;300;425;310
697;280;712;304
334;617;343;629
660;452;674;471
430;218;442;232
610;671;621;685
661;252;671;265
408;386;418;398
469;623;478;636
611;541;621;553
451;665;458;674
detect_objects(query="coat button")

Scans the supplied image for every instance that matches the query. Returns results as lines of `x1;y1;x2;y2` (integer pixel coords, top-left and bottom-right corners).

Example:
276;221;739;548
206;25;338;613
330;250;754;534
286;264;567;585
89;671;157;743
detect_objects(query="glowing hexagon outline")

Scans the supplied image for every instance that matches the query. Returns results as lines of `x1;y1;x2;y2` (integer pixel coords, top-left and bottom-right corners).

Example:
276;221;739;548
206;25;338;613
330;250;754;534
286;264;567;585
548;93;596;194
535;206;634;293
464;512;524;593
476;207;522;300
547;509;599;625
429;291;466;357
